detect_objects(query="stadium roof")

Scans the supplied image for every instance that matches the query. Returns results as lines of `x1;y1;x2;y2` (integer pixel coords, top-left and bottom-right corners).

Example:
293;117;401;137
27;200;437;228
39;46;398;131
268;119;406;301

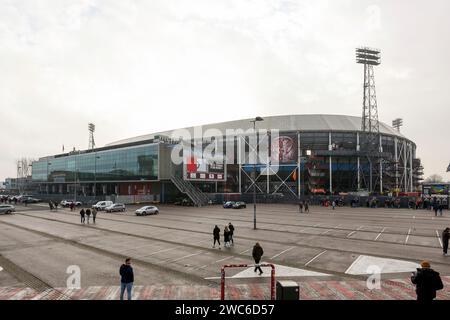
106;114;407;146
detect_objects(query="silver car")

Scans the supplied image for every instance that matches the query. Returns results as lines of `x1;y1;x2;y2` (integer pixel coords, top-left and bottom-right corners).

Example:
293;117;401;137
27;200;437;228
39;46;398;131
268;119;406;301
105;203;126;213
0;204;15;214
135;206;159;216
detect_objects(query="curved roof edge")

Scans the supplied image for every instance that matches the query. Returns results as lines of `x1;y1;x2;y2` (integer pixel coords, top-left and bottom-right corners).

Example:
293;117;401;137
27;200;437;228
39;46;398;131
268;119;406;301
106;114;408;147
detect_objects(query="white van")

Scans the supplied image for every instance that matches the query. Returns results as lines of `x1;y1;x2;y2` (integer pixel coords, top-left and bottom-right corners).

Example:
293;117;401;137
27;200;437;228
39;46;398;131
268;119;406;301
92;201;113;211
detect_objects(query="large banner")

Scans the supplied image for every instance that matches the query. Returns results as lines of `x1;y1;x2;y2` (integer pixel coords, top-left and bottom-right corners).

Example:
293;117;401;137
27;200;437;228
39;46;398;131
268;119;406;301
423;184;449;195
184;152;226;181
270;134;298;164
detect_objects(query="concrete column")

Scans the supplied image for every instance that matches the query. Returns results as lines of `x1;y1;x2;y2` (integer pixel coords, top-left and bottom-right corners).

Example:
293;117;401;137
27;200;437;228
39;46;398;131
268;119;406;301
409;144;413;192
394;137;398;193
357;132;360;190
379;135;383;193
297;131;301;198
404;141;407;193
329;132;333;194
238;136;242;194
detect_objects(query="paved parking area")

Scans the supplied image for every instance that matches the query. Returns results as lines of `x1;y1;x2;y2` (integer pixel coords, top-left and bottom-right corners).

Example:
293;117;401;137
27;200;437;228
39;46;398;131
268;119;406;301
1;203;449;299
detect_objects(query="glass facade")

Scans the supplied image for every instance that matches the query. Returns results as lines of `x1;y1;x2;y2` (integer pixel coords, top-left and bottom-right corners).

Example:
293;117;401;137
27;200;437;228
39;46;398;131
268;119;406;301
32;143;159;183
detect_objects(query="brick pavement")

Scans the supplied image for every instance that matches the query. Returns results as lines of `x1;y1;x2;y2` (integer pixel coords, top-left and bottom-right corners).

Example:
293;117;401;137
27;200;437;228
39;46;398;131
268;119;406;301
1;277;450;300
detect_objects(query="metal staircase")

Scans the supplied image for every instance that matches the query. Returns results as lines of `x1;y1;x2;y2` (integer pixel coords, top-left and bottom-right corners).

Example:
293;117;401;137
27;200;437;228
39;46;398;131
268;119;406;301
170;174;210;207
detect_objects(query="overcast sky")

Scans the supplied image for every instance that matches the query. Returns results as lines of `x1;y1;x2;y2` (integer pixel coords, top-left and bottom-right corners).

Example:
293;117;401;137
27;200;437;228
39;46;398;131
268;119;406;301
1;0;449;182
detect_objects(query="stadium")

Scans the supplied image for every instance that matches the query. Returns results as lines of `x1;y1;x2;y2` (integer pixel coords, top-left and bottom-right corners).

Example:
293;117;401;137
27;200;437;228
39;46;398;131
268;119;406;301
30;114;423;205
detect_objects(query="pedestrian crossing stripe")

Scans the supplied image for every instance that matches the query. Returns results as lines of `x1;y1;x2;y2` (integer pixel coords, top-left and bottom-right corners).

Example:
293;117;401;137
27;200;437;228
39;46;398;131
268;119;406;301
345;255;420;275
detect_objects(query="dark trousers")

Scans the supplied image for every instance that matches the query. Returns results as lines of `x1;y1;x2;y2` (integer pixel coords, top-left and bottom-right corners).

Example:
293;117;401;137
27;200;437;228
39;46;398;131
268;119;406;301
214;237;220;246
81;216;85;223
444;241;449;254
229;233;234;244
254;259;263;274
93;215;96;223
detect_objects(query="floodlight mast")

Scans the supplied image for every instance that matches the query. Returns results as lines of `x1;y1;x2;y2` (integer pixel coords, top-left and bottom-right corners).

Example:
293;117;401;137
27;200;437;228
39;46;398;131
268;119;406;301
356;47;382;193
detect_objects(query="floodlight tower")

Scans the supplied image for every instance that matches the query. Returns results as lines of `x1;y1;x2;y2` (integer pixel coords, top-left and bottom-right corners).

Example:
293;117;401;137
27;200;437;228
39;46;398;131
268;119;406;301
88;123;96;150
392;118;403;132
356;47;382;193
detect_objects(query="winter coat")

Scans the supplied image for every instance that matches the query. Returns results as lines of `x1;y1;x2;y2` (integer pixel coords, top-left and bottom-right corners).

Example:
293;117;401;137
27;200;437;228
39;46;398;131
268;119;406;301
411;268;444;300
224;230;231;242
229;224;235;235
120;264;134;284
252;245;264;263
442;230;450;244
213;227;220;239
80;209;85;217
86;209;91;216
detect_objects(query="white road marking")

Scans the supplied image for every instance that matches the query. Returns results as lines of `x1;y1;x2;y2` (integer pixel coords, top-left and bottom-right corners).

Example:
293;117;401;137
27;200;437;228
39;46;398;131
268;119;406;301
334;224;342;229
164;251;205;263
405;228;411;244
313;223;321;227
345;255;420;275
346;231;356;238
239;249;250;254
270;246;295;260
136;245;185;258
321;229;332;235
436;230;443;248
304;250;327;266
357;226;364;231
193;256;234;271
374;227;386;241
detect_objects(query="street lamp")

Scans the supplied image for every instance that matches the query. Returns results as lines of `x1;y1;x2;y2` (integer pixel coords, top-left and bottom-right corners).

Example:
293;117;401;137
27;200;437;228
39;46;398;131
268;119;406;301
250;116;264;230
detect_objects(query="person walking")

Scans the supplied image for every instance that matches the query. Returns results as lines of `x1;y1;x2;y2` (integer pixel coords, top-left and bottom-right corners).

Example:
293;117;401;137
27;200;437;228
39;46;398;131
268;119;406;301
298;201;303;213
80;208;85;224
70;202;74;211
85;208;91;224
434;202;439;217
411;261;444;301
439;202;444;216
304;201;309;213
119;258;134;300
442;228;450;256
224;226;231;248
49;201;53;211
332;200;336;210
213;225;221;249
252;242;264;275
228;222;235;245
92;208;97;224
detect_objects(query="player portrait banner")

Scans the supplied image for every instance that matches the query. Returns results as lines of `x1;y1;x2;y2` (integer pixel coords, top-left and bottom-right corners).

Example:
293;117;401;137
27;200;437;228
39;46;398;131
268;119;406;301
270;134;298;164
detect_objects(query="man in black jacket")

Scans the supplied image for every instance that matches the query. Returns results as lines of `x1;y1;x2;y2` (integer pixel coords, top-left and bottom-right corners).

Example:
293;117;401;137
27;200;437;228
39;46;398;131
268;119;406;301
119;258;134;300
228;223;235;245
411;261;444;301
213;225;221;249
252;242;264;275
443;228;450;256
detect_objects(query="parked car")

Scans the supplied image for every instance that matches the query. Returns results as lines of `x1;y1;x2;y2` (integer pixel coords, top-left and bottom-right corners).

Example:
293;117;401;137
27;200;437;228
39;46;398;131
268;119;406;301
233;201;246;209
60;200;82;207
92;201;113;211
223;201;236;208
135;206;159;216
105;203;126;213
22;197;41;204
0;204;15;214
